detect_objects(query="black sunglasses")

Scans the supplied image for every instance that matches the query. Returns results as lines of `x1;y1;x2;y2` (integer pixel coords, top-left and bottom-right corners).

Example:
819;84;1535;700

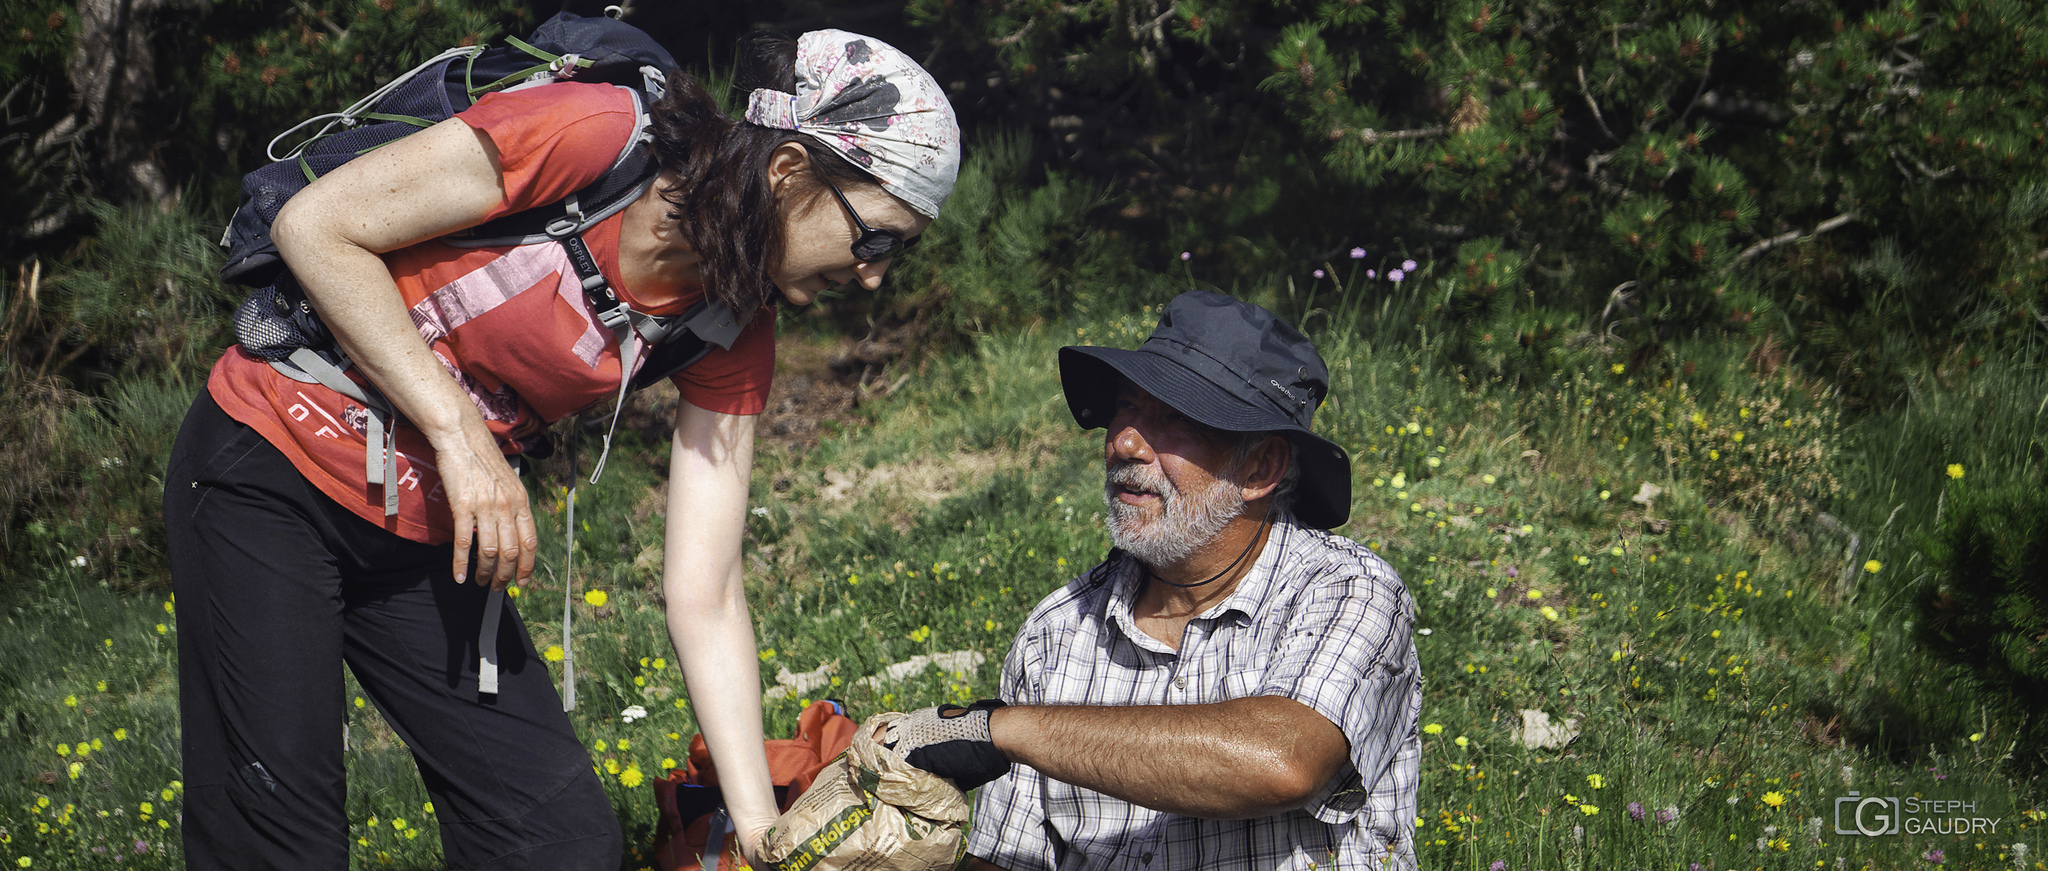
821;177;919;263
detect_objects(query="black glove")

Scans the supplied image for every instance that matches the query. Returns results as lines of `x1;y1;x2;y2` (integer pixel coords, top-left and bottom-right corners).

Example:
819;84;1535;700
882;699;1010;790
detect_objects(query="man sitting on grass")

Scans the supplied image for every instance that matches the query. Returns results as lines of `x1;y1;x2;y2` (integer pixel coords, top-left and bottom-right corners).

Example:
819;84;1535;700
884;291;1422;870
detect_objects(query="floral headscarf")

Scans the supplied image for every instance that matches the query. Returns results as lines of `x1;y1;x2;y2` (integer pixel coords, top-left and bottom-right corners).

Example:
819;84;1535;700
744;29;961;219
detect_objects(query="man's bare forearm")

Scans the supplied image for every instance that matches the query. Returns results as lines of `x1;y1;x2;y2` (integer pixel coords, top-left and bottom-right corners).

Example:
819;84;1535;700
986;695;1347;819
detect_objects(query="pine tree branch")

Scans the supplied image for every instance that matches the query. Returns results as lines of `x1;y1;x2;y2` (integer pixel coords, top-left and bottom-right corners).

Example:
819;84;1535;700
1887;147;1957;181
1582;150;1627;197
291;0;349;41
1351;126;1448;145
1577;65;1618;141
1136;2;1179;42
1734;213;1856;267
991;17;1037;46
1678;57;1712;129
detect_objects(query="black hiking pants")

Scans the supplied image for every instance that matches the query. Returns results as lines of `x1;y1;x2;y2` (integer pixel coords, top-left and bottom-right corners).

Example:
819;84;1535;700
163;391;621;870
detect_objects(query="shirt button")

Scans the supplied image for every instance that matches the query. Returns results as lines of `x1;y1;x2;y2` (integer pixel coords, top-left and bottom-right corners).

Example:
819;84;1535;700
1174;676;1186;689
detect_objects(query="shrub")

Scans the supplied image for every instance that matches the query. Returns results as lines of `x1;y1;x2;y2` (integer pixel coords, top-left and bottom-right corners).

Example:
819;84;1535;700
1913;480;2048;772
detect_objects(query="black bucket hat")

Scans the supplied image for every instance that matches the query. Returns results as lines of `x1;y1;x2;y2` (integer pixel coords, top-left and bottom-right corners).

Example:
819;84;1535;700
1059;291;1351;529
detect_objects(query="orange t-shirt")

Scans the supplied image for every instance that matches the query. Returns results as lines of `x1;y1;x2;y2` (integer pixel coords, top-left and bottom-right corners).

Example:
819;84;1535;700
207;82;776;544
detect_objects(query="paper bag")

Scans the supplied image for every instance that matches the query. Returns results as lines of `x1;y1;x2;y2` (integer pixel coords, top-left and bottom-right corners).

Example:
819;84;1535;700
761;712;972;871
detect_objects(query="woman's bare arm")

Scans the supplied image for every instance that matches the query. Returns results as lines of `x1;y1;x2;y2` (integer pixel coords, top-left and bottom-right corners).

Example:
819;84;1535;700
270;118;536;586
662;400;777;862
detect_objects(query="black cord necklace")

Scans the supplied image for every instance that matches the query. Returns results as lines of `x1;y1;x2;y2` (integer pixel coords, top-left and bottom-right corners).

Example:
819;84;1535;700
1146;501;1275;589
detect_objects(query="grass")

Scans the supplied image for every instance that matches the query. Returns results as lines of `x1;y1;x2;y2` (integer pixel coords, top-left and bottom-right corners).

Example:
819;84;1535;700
3;279;2045;870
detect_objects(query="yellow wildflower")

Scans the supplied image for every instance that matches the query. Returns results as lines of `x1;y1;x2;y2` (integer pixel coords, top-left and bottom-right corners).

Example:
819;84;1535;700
1947;463;1965;479
583;589;608;607
544;645;565;662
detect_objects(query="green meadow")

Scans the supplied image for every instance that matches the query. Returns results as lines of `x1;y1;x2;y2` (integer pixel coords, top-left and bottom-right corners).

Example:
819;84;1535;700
5;271;2044;870
8;2;2048;867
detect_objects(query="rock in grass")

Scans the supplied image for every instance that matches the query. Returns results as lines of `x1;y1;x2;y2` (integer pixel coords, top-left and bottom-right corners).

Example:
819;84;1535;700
1515;709;1581;749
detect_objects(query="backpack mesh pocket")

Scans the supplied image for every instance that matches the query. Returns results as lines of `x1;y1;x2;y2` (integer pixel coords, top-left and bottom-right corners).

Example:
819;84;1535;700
233;280;331;362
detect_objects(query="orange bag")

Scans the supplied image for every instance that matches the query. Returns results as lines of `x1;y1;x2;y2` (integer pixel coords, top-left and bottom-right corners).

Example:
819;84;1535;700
652;700;860;871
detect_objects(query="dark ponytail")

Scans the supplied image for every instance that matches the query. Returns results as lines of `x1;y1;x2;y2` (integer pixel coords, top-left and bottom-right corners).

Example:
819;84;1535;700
647;32;876;314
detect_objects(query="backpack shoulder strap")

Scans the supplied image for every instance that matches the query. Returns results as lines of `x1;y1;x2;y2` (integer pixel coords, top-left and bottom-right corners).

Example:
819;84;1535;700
446;83;660;249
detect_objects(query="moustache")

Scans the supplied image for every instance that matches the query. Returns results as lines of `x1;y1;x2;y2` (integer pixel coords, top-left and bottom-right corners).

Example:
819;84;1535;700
1107;462;1175;500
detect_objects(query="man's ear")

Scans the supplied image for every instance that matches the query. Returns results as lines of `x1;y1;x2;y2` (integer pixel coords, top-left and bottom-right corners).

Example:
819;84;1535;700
1239;435;1291;503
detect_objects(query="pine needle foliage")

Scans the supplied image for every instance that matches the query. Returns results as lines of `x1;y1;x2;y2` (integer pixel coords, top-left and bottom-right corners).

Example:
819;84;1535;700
910;0;2048;398
168;0;528;204
857;132;1165;345
1914;479;2048;772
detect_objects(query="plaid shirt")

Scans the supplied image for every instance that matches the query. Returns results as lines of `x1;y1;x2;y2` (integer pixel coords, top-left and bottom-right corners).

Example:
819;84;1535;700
968;519;1422;871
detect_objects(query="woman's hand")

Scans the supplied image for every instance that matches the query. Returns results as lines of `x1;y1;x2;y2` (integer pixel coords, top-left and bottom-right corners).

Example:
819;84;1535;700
735;816;777;869
430;420;538;588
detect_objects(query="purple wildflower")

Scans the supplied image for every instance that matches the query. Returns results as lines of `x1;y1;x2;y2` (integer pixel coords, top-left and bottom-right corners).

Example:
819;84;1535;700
1365;269;1377;279
1350;247;1368;259
1179;251;1191;261
1627;801;1645;820
135;840;150;853
1922;849;1945;864
1688;864;1704;871
1402;259;1418;272
1490;862;1507;871
1313;269;1326;279
1658;806;1680;824
1505;566;1519;578
1389;269;1406;282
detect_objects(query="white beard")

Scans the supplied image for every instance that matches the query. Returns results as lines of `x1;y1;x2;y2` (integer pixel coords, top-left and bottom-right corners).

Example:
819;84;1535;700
1103;460;1246;570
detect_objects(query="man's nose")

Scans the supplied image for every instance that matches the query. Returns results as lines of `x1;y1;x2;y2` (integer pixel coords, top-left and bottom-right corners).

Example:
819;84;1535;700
1109;422;1154;464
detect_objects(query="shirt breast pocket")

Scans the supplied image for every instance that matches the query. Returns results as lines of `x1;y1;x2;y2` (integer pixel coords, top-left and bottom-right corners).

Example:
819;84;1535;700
1218;633;1270;701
